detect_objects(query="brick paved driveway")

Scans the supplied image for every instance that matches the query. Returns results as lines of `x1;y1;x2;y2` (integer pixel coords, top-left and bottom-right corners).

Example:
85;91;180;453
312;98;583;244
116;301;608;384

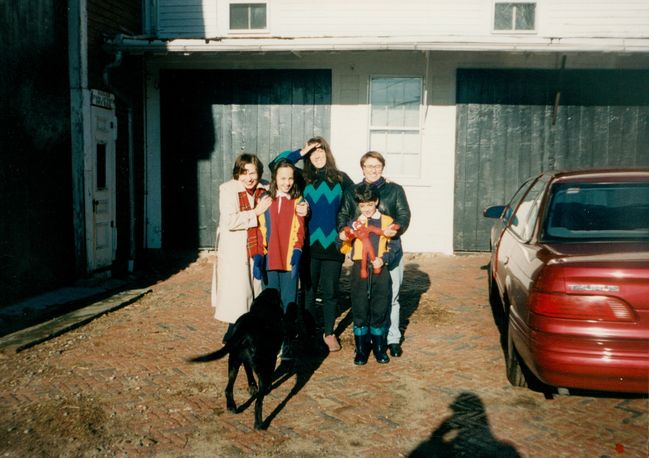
1;253;647;457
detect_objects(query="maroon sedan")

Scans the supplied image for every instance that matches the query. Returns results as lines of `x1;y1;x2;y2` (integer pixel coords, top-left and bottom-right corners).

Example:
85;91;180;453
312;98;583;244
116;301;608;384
484;169;649;394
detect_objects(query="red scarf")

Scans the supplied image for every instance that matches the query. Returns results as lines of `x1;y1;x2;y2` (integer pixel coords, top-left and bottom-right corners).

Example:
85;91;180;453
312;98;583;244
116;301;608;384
238;188;265;258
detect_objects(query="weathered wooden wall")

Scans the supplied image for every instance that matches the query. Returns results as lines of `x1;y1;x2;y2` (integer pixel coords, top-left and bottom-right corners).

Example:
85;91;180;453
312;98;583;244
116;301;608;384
159;69;331;249
454;69;649;251
0;0;73;305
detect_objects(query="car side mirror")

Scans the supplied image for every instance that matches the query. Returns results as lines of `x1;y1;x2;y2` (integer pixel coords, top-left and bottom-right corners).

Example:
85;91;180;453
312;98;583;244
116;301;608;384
483;205;506;219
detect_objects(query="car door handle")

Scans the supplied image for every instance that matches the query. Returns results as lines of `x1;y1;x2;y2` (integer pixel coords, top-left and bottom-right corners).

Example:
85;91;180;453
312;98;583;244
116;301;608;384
503;256;510;265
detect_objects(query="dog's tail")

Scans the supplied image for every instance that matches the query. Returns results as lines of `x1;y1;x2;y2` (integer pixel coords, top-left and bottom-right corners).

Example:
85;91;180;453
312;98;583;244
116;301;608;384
188;345;229;363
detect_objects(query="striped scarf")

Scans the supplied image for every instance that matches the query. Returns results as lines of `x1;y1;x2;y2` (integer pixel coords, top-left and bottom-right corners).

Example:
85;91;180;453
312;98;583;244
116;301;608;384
238;188;265;258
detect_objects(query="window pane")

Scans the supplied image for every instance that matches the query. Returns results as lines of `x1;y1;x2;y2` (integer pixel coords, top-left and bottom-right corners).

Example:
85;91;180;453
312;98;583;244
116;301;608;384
402;131;420;153
96;143;106;190
403;79;421;102
230;4;249;29
516;4;535;30
387;80;403;105
250;4;266;29
369;77;422;178
403;104;419;127
370;79;389;104
544;183;649;241
386;132;402;153
371;104;388;126
369;130;387;151
494;4;513;30
372;78;422;128
511;178;545;240
387;106;405;127
385;153;403;175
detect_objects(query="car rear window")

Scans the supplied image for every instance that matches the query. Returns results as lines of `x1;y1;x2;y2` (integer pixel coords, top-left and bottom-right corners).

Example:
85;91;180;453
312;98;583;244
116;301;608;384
542;182;649;241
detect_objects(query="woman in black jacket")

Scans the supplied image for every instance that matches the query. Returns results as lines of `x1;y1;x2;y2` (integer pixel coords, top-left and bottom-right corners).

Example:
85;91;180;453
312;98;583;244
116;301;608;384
338;151;411;357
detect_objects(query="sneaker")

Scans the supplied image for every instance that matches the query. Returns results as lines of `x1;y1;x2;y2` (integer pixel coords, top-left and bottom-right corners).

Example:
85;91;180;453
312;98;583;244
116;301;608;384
323;334;341;352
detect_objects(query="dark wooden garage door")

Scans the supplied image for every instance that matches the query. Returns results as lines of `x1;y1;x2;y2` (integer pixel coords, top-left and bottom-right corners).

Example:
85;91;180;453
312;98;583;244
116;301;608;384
160;69;331;249
454;69;649;251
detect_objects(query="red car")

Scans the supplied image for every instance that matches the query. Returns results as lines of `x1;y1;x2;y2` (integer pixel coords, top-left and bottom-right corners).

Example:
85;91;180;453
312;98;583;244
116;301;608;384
484;169;649;394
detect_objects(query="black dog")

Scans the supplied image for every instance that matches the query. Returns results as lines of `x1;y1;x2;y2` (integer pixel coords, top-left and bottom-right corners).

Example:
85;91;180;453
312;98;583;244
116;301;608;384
189;288;284;429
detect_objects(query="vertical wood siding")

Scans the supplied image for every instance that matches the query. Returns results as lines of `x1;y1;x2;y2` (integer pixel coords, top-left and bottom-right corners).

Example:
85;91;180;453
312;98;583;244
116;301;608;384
159;69;331;249
454;69;649;252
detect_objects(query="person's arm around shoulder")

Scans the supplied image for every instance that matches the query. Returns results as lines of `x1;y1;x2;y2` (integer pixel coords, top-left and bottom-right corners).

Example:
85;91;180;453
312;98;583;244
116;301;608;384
269;140;319;170
392;183;411;237
382;236;401;269
337;178;358;237
269;149;301;171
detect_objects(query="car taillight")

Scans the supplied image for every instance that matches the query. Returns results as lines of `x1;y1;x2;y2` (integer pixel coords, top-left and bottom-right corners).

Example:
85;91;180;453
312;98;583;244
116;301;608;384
529;291;636;322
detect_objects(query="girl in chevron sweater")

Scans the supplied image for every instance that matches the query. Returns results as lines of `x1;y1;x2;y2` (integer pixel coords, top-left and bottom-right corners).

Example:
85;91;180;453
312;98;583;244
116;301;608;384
271;137;354;353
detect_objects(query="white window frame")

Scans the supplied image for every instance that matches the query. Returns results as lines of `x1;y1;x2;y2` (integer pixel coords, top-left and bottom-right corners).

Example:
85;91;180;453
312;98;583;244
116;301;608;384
367;76;424;180
228;1;269;34
492;1;537;34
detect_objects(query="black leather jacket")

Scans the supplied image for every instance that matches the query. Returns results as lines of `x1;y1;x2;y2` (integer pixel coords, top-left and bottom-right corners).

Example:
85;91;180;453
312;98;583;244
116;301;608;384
337;179;411;239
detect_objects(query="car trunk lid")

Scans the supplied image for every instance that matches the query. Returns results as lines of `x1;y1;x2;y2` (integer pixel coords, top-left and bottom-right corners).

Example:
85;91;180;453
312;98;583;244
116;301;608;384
538;242;649;312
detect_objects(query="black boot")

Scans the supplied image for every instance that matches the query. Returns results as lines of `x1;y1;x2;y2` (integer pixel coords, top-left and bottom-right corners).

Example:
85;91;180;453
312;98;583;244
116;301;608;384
372;333;390;364
354;333;370;366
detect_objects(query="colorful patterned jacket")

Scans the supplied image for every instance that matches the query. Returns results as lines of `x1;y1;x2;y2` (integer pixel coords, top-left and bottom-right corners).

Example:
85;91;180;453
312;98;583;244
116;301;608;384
259;196;305;271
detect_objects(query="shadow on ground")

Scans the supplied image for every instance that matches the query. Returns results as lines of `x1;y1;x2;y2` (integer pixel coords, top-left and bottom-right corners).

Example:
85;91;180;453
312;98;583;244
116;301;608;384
409;391;521;458
328;262;431;341
231;333;329;429
0;249;200;338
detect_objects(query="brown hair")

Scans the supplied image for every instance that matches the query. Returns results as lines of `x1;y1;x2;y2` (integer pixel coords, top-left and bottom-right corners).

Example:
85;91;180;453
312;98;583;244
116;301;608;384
359;151;386;168
303;136;344;184
269;159;301;199
232;153;263;180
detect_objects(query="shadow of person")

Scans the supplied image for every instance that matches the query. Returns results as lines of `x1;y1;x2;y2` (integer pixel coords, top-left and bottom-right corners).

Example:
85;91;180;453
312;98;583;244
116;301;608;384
409;392;520;458
399;262;431;340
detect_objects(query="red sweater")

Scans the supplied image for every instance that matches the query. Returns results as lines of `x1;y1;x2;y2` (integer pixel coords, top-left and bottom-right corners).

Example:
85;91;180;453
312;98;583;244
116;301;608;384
259;197;305;271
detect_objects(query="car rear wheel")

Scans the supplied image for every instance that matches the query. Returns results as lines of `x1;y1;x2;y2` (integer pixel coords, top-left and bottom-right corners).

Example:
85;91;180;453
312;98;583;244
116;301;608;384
506;323;527;387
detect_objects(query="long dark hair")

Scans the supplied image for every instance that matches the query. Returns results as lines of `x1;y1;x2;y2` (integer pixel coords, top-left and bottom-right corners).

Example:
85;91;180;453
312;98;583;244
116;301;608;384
269;159;301;199
302;136;343;184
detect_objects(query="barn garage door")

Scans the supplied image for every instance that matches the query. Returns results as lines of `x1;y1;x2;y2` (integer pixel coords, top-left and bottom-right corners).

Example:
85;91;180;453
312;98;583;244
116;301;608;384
160;69;331;249
454;69;649;252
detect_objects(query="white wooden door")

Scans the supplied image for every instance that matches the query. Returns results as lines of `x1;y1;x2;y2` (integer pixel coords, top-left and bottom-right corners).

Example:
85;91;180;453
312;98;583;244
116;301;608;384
89;103;117;271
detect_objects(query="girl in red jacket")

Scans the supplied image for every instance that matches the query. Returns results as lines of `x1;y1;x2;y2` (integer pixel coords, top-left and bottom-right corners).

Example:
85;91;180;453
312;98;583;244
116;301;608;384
258;160;305;357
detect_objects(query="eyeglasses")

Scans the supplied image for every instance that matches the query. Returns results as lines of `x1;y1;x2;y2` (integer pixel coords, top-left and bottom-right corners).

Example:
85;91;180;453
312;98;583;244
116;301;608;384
363;164;383;170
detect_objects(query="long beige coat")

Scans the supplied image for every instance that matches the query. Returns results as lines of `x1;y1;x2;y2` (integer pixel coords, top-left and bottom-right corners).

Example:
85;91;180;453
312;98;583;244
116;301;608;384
211;179;264;323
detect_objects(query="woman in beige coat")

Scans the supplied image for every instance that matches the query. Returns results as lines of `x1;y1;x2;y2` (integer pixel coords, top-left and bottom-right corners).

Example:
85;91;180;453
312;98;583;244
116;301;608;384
211;154;272;342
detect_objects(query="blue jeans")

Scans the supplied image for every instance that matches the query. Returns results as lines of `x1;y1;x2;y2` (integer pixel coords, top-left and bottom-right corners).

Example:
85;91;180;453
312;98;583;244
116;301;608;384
264;270;298;313
387;257;404;345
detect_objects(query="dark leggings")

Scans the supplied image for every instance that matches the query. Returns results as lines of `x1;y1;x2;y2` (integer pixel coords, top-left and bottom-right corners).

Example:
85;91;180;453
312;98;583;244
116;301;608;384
350;261;390;331
304;257;342;336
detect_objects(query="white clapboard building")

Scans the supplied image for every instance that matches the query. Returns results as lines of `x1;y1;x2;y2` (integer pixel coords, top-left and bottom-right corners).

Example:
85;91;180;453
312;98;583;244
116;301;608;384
107;0;649;254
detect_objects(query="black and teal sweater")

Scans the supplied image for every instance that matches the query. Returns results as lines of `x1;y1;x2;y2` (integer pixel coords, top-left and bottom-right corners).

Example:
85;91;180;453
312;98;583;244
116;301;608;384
272;149;354;262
